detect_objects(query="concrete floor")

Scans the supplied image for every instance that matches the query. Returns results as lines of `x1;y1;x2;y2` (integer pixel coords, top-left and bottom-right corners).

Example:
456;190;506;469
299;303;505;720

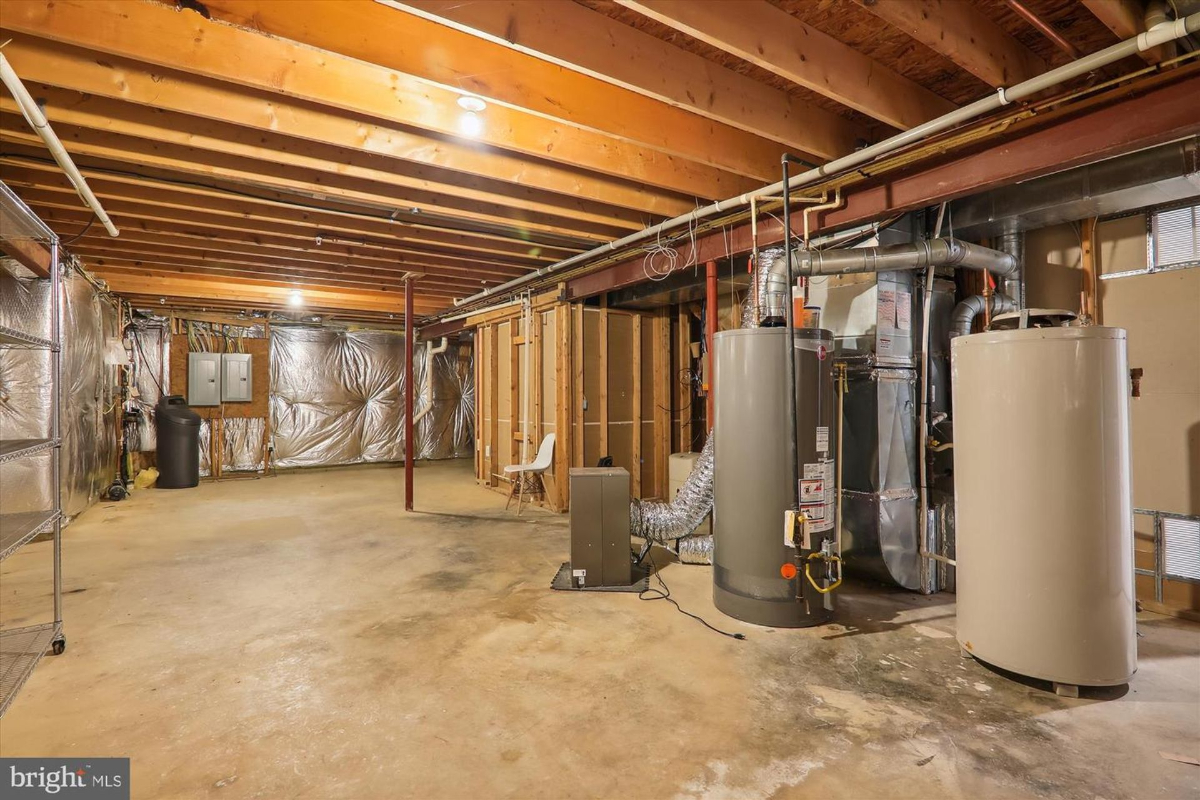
1;460;1198;799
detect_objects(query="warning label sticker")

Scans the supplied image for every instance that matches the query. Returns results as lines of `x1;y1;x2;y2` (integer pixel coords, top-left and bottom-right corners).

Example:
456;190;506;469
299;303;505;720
803;462;823;479
800;479;824;503
816;426;830;453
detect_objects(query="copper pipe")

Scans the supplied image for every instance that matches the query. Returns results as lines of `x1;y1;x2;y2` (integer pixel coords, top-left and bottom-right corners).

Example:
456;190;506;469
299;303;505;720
1006;0;1081;59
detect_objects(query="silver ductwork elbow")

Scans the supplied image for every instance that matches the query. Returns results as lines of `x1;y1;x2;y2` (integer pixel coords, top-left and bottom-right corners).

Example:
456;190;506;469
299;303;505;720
950;293;1017;337
629;434;714;547
763;237;1018;325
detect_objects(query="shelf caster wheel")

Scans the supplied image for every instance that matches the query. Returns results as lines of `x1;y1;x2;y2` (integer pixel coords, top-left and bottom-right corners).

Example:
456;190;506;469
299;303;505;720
1053;682;1078;698
51;638;66;656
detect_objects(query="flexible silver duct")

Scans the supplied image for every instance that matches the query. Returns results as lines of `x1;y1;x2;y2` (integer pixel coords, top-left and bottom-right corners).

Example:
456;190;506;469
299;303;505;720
951;294;1018;337
743;246;785;327
629;434;714;551
676;534;714;565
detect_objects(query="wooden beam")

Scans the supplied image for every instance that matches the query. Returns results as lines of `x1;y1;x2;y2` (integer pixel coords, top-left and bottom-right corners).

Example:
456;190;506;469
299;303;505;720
676;305;692;453
0;236;52;277
89;259;449;308
554;299;572;509
619;0;955;130
487;325;499;486
202;0;789;182
0;122;629;242
572;305;584;469
509;318;520;469
653;307;672;499
0;1;758;199
598;300;609;458
1082;0;1161;63
1081;216;1099;324
36;206;532;279
0;37;683;222
472;326;482;482
569;72;1200;301
98;272;408;313
851;0;1047;87
394;0;865;160
0;85;657;231
2;165;575;262
631;313;642;498
69;249;470;299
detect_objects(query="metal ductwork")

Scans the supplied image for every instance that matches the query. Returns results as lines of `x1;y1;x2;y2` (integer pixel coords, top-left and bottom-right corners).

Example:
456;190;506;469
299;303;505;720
629;434;714;551
764;238;1017;322
951;294;1018;338
949;137;1200;240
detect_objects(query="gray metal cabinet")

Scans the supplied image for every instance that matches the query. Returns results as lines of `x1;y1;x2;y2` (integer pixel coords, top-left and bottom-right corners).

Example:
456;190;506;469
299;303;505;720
221;353;252;402
568;467;631;587
187;352;221;406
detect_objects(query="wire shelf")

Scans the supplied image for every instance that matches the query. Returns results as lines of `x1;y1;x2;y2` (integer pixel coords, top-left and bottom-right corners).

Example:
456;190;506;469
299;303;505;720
0;324;53;350
0;510;61;562
0;622;60;717
0;438;57;465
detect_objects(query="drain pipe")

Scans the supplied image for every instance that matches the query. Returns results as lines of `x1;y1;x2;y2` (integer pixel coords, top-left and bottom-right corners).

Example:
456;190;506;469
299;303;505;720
449;13;1199;312
412;337;450;426
0;53;119;238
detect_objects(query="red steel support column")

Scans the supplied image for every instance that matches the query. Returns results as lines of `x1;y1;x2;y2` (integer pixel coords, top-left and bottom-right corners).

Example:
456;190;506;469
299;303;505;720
404;279;415;511
705;259;717;433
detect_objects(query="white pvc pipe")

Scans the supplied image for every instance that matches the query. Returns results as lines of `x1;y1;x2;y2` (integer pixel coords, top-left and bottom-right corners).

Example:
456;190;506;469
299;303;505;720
451;13;1199;311
412;336;449;425
0;53;119;237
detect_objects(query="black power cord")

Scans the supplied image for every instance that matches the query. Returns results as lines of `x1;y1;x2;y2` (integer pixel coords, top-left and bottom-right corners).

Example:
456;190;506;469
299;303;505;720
639;548;745;641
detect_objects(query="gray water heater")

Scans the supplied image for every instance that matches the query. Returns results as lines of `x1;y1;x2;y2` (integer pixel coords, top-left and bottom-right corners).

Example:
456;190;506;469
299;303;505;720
713;328;837;628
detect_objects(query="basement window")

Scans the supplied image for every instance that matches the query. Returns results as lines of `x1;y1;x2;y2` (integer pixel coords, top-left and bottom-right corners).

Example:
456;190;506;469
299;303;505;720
1149;203;1200;272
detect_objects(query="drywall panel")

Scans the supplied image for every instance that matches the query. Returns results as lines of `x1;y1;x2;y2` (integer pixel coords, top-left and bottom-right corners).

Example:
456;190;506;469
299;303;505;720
1102;262;1199;613
1025;222;1083;310
1097;214;1148;276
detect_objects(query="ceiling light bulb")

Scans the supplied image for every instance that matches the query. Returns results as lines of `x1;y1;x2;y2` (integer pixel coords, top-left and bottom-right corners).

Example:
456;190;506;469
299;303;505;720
456;95;486;113
288;289;304;308
458;110;483;138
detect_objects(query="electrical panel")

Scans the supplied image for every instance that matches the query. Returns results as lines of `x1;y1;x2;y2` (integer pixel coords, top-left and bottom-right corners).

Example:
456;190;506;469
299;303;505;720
187;352;222;407
221;353;253;402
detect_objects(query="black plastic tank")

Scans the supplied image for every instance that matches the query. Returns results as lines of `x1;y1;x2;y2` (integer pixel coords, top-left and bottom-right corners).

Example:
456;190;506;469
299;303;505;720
156;395;201;489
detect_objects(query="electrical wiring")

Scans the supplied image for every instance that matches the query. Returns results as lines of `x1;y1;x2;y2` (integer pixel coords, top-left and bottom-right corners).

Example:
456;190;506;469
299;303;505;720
638;547;745;641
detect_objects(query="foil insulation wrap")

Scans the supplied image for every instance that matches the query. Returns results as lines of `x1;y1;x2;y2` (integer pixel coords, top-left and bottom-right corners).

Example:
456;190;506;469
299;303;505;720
127;318;169;452
629;434;714;559
414;340;475;461
742;246;785;328
270;327;473;469
0;258;119;520
674;534;714;565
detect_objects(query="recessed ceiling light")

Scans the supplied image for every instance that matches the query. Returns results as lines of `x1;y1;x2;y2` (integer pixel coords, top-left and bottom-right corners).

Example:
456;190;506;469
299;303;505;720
288;289;304;308
456;95;486;113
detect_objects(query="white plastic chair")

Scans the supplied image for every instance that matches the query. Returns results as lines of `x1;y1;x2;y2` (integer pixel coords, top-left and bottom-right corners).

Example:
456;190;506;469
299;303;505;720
504;433;555;515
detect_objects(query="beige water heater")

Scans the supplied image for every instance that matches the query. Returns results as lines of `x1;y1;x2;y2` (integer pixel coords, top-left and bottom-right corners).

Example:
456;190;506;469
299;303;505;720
951;326;1136;689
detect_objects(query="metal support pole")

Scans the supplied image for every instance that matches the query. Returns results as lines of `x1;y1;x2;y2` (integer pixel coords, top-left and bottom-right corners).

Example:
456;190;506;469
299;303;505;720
404;279;415;512
705;259;717;433
782;155;801;510
51;241;62;632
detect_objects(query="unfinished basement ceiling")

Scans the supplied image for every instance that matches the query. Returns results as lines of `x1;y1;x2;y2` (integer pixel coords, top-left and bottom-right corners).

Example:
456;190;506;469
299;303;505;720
0;0;1173;323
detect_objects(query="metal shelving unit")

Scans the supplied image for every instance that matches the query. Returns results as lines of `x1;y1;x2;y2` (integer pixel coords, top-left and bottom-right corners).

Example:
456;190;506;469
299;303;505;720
0;181;65;718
